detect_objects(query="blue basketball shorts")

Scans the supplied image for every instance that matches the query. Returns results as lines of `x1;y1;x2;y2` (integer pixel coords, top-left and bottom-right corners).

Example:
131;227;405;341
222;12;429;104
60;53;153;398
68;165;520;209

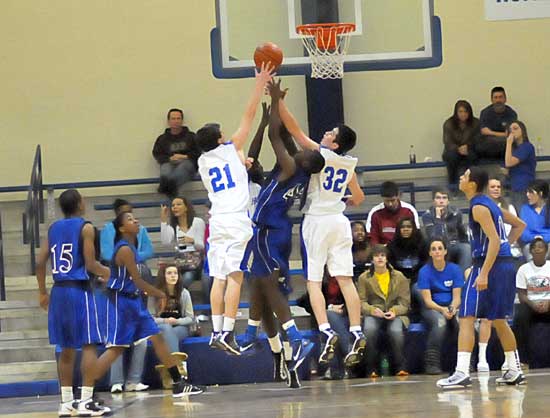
48;281;103;348
460;258;516;320
250;223;292;280
105;291;159;347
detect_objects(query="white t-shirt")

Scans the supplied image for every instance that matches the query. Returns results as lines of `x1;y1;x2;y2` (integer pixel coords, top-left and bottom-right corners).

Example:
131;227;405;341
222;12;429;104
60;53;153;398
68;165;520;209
303;147;358;216
198;142;249;215
516;260;550;301
160;217;206;252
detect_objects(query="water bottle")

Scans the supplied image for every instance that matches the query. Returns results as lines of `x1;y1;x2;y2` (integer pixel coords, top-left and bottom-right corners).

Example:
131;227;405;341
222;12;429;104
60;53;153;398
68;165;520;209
381;356;390;376
536;137;543;156
409;145;416;164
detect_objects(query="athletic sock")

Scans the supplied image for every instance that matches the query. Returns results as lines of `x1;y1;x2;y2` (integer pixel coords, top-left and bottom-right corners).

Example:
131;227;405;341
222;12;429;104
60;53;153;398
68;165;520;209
282;320;301;341
80;386;94;402
349;325;362;334
61;386;73;403
283;341;292;361
212;315;223;333
246;319;260;337
222;317;235;332
478;343;488;364
456;352;471;376
168;365;182;383
505;350;521;372
319;323;334;339
268;334;283;354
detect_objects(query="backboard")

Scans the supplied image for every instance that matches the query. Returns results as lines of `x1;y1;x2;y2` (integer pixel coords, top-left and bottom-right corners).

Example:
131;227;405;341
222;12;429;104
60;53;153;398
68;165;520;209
211;0;442;79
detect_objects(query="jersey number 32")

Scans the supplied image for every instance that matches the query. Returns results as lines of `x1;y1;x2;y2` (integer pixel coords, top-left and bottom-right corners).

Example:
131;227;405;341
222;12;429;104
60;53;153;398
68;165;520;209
209;164;236;192
322;167;348;193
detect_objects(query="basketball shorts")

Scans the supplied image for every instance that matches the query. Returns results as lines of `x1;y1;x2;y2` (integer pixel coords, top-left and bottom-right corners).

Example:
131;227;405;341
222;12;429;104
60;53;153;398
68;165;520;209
301;213;353;282
460;258;516;320
208;211;253;279
250;223;292;280
48;281;103;348
105;291;159;347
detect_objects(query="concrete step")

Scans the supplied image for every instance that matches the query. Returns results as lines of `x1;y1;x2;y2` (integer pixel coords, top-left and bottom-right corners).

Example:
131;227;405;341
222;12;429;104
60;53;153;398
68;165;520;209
0;313;48;332
0;345;55;363
0;329;49;348
0;360;58;384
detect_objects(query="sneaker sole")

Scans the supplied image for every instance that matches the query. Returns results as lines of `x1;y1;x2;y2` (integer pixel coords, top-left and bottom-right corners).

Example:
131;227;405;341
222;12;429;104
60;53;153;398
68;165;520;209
172;389;203;398
436;381;472;389
496;377;527;386
319;335;339;364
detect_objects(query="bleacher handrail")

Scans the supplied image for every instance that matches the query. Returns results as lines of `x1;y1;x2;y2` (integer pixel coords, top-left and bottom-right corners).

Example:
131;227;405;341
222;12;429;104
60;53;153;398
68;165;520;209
21;145;44;275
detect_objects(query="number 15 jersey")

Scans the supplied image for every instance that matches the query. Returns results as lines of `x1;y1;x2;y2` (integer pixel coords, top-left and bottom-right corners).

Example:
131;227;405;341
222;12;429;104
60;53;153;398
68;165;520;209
48;217;90;282
198;142;250;216
302;147;358;216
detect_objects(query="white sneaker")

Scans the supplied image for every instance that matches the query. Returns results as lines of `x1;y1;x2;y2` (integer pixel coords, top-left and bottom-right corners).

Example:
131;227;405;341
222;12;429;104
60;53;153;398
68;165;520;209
125;382;149;392
477;362;490;372
495;369;526;386
58;401;77;417
436;371;472;389
501;361;509;372
110;383;123;394
77;399;111;417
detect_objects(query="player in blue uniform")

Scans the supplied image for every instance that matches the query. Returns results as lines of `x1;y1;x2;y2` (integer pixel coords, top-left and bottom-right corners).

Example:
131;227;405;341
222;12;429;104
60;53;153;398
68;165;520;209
240;81;325;388
89;211;203;398
35;189;111;417
437;167;526;389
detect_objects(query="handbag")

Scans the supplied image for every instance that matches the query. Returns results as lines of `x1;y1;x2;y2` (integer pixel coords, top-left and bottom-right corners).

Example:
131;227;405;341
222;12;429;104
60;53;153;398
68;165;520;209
174;250;203;271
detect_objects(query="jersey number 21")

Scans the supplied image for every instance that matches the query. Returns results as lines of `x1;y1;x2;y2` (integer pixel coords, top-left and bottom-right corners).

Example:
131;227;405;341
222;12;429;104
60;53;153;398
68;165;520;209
209;164;236;192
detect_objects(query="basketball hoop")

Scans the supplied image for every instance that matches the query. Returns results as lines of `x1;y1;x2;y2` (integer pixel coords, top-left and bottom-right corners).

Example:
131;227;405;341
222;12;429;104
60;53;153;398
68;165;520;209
296;23;356;79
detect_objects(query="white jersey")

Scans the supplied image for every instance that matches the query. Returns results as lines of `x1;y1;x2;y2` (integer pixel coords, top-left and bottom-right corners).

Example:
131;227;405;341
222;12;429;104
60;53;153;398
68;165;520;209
303;147;358;216
198;142;249;215
248;181;262;218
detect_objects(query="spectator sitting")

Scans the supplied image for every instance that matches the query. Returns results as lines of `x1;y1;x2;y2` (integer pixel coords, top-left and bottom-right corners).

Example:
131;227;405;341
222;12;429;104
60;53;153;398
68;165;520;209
160;197;206;288
417;239;464;374
100;199;154;393
514;238;550;366
358;244;410;377
519;180;550;259
388;217;429;283
352;221;370;280
476;86;518;160
152;108;200;198
442;100;479;190
421;187;471;271
152;264;196;387
366;181;420;245
504;120;536;210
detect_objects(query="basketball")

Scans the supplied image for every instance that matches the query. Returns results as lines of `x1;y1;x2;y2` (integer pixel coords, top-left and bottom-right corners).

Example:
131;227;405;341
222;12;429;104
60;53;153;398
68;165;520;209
254;42;283;71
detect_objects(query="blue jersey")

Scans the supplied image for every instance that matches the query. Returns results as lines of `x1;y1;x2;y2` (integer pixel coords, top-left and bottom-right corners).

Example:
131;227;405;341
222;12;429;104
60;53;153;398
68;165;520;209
469;194;511;259
107;240;139;293
253;167;309;228
48;217;89;282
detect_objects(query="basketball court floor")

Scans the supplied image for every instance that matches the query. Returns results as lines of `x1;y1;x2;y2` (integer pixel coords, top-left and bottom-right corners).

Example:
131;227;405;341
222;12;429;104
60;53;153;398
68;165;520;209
2;370;548;418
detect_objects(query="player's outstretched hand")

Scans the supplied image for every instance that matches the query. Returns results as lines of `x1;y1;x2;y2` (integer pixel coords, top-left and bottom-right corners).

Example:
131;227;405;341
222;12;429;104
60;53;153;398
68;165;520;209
260;102;271;126
255;62;275;86
39;293;49;311
474;272;488;291
267;79;288;101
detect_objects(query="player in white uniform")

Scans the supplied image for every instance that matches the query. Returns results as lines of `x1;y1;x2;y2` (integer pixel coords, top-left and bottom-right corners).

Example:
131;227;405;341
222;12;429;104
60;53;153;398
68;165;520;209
275;82;368;366
195;64;273;354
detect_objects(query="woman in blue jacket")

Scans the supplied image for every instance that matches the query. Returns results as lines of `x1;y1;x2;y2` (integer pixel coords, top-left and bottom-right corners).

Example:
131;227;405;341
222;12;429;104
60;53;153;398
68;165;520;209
505;121;536;210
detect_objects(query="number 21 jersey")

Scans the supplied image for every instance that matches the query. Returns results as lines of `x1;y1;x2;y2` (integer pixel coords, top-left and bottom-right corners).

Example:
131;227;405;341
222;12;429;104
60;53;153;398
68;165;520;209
303;147;358;216
48;217;89;282
198;142;249;215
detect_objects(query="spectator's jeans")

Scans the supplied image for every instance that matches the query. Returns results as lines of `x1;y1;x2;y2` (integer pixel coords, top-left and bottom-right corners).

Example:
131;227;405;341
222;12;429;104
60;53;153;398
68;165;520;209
159;160;196;197
513;302;550;365
442;148;477;188
158;323;190;353
363;316;406;372
327;310;351;377
110;342;147;385
474;136;506;160
447;242;472;272
421;308;457;352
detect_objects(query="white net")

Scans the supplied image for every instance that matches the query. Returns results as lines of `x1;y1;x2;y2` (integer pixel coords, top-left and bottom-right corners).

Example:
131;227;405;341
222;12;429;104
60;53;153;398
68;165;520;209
297;24;355;79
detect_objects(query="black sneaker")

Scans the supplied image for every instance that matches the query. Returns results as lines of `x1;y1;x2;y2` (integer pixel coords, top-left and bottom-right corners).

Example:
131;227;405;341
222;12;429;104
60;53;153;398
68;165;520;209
216;331;241;355
319;332;339;364
209;332;220;348
273;352;288;382
344;333;367;367
287;368;301;389
76;399;110;417
172;380;204;398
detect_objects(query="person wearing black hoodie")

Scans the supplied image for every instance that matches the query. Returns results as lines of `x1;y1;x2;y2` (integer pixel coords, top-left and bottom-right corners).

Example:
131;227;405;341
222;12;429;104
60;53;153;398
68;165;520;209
152;108;200;198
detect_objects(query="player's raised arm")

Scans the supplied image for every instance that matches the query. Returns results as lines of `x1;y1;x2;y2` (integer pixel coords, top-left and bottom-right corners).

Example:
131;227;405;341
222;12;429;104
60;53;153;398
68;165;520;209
232;63;274;151
501;207;526;245
81;223;110;281
268;80;296;179
472;205;500;290
247;102;270;162
278;93;319;152
35;239;50;310
346;173;365;206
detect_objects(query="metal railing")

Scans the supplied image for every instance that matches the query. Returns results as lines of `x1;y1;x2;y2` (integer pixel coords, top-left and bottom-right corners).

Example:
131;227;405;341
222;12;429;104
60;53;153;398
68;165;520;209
22;145;45;275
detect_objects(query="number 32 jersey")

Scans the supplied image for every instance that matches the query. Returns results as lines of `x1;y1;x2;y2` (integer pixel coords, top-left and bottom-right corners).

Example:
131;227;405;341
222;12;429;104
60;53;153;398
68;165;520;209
302;147;357;216
48;217;90;282
198;142;250;215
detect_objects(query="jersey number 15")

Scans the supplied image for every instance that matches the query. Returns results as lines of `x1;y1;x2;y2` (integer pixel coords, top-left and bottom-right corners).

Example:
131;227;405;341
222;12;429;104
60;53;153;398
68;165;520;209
323;167;348;193
209;164;236;192
51;243;74;274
